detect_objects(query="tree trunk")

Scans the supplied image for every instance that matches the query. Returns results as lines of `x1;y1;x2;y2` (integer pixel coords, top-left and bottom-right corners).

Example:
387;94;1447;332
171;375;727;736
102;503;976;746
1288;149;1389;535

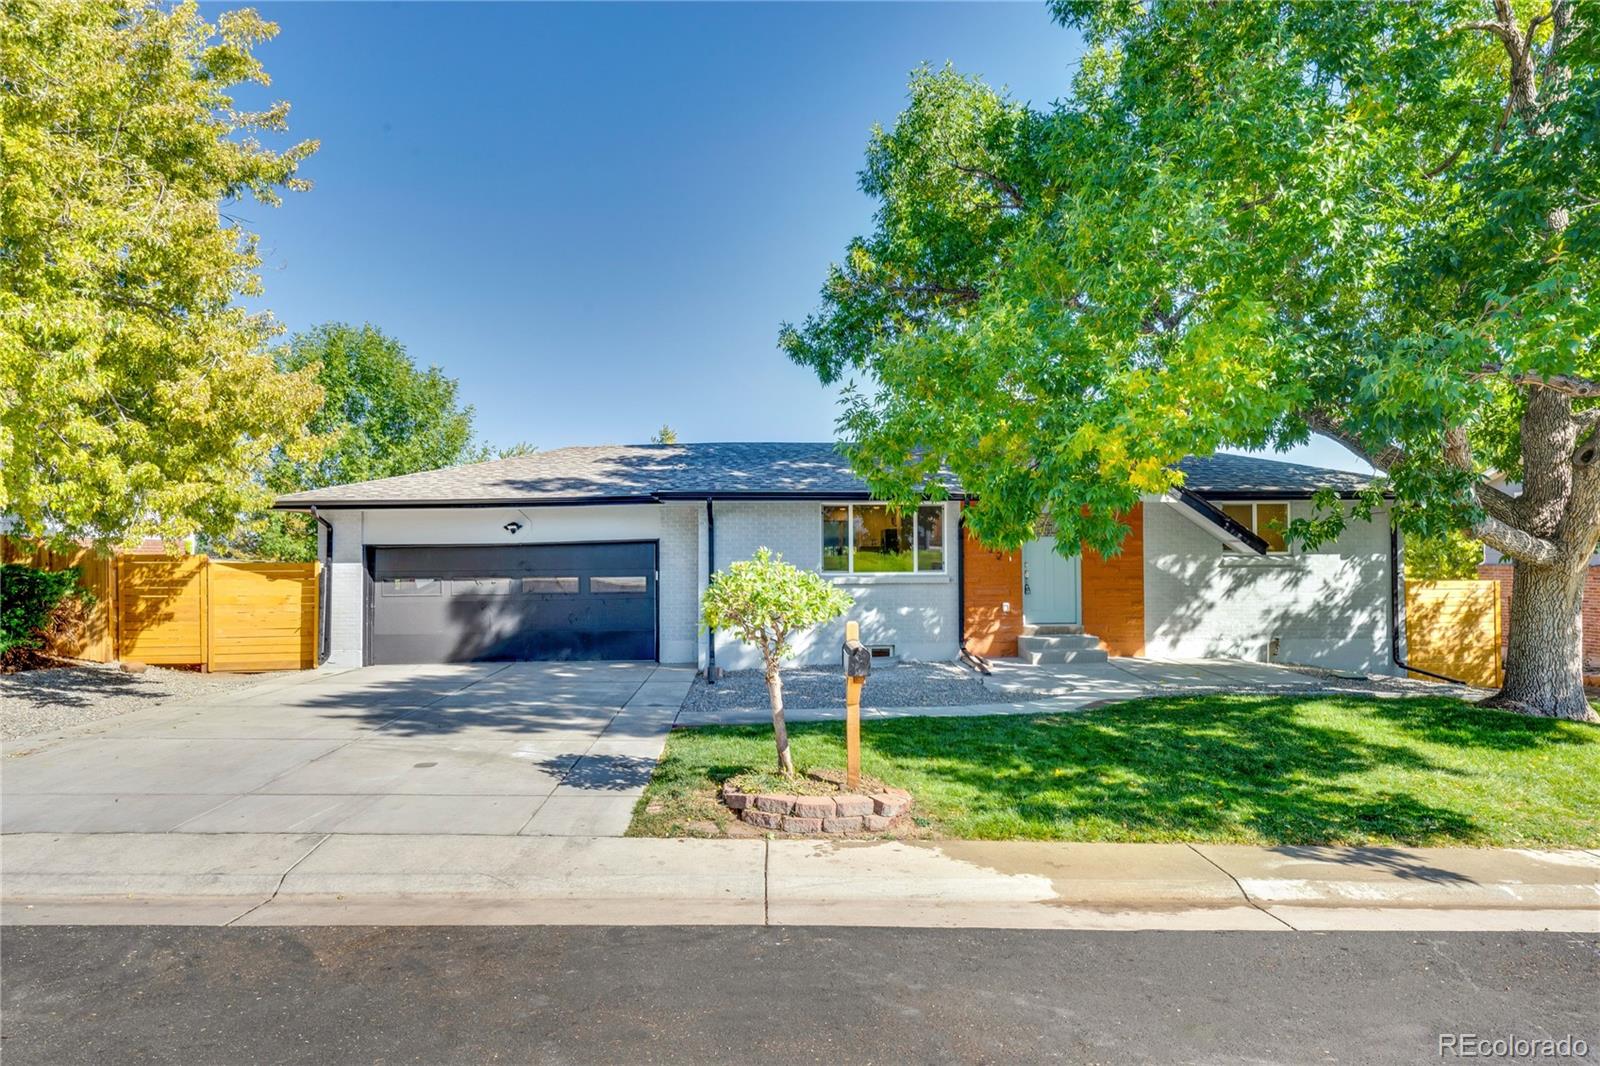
1492;555;1597;722
765;665;795;776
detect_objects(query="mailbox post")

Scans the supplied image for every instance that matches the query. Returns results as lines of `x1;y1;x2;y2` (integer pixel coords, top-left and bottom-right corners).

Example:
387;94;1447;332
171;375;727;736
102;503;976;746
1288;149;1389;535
842;620;871;790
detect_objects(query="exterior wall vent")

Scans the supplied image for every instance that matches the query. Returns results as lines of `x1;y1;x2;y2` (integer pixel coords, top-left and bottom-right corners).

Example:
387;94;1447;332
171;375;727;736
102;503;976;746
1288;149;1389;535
869;644;895;659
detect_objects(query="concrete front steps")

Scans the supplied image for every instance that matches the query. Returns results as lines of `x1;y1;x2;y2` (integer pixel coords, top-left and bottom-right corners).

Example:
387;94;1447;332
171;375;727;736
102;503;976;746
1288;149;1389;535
1017;624;1110;665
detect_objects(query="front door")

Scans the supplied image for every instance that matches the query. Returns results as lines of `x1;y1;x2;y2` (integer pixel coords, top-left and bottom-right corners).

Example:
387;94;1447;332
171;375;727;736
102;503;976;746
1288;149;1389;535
1022;536;1081;624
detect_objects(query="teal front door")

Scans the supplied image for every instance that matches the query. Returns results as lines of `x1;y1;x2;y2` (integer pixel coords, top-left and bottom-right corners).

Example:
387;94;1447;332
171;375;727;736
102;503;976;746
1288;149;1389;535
1022;536;1081;624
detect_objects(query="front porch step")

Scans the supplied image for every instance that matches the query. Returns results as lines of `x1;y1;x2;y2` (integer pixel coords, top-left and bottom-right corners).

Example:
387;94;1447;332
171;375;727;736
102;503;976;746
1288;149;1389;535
1017;633;1104;655
1021;623;1085;636
1022;647;1110;665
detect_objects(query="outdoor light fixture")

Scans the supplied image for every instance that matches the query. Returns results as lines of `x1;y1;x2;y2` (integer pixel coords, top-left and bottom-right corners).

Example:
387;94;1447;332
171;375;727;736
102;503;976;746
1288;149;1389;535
503;521;523;535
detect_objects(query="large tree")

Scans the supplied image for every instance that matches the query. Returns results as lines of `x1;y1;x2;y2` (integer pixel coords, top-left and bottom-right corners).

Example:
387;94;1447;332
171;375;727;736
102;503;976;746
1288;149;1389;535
783;0;1599;721
228;322;488;561
0;0;321;548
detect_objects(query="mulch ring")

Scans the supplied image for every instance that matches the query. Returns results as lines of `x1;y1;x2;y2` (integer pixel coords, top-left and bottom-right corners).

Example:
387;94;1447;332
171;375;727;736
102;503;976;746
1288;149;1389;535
721;768;913;836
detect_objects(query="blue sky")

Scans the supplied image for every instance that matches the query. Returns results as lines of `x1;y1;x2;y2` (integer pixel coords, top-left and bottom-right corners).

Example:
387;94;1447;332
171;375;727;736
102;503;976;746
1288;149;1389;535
235;1;1367;474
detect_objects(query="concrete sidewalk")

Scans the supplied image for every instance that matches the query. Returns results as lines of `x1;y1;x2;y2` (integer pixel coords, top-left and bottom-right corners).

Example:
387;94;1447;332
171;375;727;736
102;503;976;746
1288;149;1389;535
3;834;1594;931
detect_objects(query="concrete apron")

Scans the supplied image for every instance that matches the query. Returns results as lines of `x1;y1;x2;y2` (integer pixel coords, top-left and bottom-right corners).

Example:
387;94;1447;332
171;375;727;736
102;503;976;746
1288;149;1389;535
2;836;1595;931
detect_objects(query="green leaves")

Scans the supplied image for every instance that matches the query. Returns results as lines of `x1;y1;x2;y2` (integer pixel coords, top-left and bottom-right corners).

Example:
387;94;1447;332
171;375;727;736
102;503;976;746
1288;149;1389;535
786;0;1599;563
0;0;320;548
701;548;853;669
218;322;489;561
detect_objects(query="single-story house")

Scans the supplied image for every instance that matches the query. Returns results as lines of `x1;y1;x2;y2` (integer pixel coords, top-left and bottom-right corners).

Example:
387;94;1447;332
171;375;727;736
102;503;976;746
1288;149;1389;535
274;442;1399;675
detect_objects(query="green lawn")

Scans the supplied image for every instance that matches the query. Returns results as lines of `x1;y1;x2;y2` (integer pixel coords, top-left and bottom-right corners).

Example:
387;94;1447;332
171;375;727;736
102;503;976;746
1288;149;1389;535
629;694;1600;847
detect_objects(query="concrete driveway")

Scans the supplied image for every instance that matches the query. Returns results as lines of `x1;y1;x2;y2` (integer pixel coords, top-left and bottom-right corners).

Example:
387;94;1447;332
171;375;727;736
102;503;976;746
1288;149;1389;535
1;663;694;838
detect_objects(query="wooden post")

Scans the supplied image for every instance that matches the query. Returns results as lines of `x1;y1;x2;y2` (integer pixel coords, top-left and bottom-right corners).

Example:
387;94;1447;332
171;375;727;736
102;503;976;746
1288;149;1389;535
845;620;862;790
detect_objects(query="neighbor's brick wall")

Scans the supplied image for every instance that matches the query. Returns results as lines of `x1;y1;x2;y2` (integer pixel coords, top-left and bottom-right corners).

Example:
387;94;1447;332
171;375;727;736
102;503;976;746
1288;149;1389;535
962;521;1023;658
1477;562;1600;670
1082;505;1146;657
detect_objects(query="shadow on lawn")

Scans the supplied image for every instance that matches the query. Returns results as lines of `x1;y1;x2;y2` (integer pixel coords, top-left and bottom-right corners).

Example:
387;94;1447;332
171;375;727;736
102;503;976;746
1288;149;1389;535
802;693;1590;845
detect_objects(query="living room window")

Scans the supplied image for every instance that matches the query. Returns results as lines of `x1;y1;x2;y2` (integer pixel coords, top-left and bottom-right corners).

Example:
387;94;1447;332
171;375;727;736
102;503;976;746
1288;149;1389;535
1219;501;1291;553
821;503;946;574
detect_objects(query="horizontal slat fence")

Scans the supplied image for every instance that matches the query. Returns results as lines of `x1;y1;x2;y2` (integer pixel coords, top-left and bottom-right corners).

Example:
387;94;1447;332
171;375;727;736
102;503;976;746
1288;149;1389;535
2;539;317;672
1405;578;1502;689
207;562;319;672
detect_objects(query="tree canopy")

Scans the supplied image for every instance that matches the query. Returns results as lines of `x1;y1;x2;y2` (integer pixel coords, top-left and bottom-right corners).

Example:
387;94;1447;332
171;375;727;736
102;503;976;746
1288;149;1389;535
227;322;491;561
0;0;321;548
783;0;1598;717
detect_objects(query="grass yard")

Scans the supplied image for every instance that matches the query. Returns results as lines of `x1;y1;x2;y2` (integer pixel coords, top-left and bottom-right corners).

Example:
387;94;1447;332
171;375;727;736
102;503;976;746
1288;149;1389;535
629;694;1600;847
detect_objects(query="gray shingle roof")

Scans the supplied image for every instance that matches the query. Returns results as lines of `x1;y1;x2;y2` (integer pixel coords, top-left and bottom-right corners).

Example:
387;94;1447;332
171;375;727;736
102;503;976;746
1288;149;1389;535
274;442;1371;508
1175;453;1374;497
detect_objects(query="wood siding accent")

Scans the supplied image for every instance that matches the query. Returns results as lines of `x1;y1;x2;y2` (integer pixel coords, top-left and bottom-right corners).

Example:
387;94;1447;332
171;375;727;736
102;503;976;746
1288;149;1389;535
962;521;1024;658
1081;505;1146;657
1406;578;1502;688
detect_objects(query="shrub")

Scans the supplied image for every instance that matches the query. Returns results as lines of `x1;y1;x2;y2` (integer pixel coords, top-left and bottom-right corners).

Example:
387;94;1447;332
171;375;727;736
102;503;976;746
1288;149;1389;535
0;564;93;658
702;547;853;775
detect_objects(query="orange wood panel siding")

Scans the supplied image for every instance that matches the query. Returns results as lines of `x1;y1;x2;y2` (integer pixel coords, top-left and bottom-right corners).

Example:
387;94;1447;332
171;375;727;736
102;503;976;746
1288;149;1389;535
962;522;1024;658
1080;504;1146;658
207;562;320;672
1405;579;1502;688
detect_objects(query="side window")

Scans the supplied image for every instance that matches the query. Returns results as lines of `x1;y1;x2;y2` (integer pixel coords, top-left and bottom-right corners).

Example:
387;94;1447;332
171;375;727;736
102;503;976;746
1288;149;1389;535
1221;503;1290;554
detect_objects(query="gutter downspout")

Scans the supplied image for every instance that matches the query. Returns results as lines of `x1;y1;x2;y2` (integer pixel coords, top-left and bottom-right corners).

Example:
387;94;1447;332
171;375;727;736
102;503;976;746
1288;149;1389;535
705;496;717;683
311;506;333;667
1389;521;1469;686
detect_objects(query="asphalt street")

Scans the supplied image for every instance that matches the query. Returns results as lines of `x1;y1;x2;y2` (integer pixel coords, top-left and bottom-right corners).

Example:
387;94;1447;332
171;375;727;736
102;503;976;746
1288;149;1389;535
2;927;1596;1065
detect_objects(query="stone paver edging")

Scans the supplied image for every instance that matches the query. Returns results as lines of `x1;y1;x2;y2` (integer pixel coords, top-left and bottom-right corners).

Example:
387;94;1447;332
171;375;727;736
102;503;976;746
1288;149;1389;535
722;783;911;834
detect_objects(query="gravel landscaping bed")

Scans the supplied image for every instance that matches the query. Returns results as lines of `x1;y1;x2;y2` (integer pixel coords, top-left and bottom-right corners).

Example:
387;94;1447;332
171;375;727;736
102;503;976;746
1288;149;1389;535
0;661;293;741
681;661;1044;716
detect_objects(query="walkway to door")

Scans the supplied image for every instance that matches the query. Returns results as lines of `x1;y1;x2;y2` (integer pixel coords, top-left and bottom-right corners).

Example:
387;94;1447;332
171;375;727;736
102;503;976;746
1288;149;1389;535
2;663;693;839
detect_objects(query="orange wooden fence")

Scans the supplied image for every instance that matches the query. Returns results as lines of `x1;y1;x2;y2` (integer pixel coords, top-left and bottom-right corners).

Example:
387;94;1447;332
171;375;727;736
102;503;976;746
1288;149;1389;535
1405;578;1503;688
2;540;318;672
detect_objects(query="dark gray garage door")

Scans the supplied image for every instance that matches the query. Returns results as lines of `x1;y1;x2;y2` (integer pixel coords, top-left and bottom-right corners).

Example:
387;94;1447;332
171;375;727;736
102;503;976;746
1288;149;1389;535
369;543;657;664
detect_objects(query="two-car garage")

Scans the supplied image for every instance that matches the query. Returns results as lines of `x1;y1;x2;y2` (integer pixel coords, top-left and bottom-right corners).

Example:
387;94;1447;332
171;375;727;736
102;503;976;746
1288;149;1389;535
367;542;658;664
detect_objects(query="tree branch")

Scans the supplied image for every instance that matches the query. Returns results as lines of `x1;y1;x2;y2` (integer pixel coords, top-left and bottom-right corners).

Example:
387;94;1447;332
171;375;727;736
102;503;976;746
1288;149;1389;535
949;163;1026;211
1472;512;1560;564
1304;410;1408;472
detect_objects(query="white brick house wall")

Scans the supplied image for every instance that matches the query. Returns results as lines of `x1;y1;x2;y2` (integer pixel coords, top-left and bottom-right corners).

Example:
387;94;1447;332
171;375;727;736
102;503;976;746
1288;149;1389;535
709;501;961;669
657;503;700;664
324;510;366;669
1142;499;1396;674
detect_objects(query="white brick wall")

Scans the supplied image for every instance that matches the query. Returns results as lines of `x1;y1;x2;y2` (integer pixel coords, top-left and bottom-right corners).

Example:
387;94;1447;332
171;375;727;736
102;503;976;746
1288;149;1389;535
709;501;960;669
657;503;700;664
1142;499;1396;674
324;510;366;669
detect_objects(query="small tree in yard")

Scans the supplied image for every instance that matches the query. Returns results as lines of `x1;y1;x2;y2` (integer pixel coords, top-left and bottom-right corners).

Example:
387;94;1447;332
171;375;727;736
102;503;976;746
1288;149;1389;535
702;548;852;776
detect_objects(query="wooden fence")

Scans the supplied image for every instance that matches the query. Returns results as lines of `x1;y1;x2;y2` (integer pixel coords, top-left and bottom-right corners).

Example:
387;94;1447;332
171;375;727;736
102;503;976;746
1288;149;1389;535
2;540;318;672
1405;578;1503;689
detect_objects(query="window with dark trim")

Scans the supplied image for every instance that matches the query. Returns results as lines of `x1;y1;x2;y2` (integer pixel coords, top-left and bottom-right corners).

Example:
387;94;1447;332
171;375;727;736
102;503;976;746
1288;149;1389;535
1220;502;1290;553
821;503;947;574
